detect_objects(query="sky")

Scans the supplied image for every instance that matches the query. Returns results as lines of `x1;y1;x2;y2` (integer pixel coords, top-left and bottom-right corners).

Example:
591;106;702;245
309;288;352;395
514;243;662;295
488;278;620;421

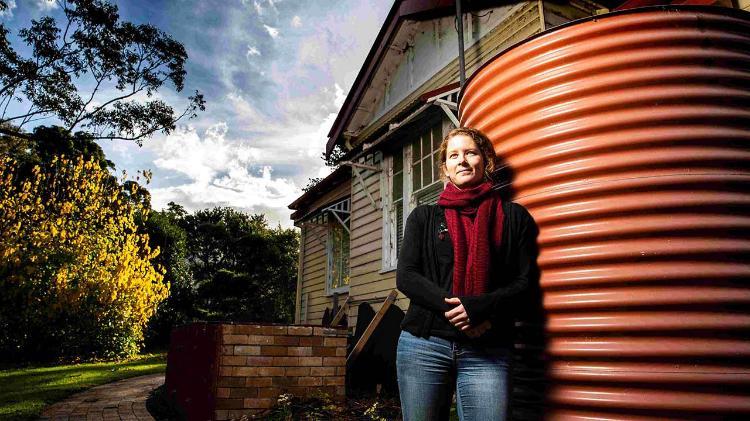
0;0;393;228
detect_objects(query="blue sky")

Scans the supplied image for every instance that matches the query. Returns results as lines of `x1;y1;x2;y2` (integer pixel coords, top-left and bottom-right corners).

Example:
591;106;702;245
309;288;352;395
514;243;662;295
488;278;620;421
1;0;392;227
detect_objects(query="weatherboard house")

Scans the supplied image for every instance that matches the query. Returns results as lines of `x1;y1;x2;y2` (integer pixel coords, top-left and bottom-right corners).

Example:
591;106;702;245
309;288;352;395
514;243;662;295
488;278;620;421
289;0;611;331
288;0;750;417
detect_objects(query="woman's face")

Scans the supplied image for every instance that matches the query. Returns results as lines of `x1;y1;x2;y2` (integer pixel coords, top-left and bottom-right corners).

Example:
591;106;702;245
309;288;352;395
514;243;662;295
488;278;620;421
443;134;485;189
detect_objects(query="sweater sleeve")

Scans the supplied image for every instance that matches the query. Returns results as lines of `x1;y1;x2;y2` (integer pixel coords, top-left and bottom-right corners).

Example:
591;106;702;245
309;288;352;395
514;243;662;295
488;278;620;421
397;206;453;313
459;204;538;324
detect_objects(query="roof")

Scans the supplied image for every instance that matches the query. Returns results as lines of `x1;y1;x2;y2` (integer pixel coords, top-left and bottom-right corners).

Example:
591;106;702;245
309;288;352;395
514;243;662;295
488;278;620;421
288;165;352;221
325;0;507;156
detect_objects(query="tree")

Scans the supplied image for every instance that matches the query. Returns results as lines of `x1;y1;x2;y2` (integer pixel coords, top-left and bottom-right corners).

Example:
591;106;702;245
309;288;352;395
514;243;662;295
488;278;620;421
0;155;168;361
0;0;204;145
180;208;299;323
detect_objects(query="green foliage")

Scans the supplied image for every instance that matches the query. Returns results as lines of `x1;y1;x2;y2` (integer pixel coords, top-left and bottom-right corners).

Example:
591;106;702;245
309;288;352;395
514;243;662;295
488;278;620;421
143;205;300;346
0;0;204;144
181;207;299;323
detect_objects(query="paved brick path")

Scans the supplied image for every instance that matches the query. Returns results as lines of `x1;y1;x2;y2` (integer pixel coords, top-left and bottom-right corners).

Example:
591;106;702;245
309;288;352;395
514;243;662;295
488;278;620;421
39;373;164;421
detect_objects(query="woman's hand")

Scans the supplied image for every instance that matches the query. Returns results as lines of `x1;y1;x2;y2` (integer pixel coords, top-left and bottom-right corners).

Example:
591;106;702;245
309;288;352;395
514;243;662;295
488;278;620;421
465;320;492;338
444;297;471;331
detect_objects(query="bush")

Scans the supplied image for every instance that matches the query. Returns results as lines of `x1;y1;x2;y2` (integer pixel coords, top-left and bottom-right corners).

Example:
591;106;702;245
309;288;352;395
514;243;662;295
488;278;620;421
0;155;168;362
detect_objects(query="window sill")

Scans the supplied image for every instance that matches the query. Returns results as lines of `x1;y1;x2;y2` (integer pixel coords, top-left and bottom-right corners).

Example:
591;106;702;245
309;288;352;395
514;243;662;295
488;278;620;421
325;287;350;297
379;267;397;275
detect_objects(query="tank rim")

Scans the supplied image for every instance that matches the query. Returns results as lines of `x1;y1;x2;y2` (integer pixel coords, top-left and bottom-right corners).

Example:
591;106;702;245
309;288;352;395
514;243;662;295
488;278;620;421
457;4;750;111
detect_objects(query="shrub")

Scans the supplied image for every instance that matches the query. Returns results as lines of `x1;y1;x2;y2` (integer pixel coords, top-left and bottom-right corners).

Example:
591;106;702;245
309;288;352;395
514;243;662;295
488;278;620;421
0;155;168;361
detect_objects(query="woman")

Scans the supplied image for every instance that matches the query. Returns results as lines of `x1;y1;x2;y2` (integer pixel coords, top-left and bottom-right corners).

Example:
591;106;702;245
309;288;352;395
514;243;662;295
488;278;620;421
396;127;537;421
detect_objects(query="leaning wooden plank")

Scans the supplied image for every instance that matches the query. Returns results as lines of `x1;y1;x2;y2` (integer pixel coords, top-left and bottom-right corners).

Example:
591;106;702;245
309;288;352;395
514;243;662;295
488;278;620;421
346;289;398;366
329;296;351;327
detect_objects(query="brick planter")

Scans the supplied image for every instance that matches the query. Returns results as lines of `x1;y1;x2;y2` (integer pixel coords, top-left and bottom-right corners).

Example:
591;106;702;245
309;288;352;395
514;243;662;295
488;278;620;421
165;322;348;420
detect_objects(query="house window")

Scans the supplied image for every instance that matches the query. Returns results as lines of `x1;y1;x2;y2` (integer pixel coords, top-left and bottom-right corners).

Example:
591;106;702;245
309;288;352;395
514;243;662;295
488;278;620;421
325;199;350;295
382;118;445;270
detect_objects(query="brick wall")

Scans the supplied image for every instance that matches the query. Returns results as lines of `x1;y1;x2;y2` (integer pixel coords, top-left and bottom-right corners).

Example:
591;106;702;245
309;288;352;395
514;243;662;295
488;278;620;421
214;324;347;420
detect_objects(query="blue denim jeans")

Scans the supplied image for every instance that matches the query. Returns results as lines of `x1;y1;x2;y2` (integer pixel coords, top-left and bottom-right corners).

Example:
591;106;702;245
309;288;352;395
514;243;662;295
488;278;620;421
397;330;511;421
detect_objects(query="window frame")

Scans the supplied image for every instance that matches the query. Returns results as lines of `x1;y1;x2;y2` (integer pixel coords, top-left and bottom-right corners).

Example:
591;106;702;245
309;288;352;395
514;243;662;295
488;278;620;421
381;116;448;271
324;198;351;296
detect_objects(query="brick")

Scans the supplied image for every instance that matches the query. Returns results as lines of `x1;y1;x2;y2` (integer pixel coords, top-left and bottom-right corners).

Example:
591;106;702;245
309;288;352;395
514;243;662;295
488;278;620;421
260;346;287;356
215;398;244;409
285;366;310;376
323;337;347;347
310;366;335;377
313;327;326;336
272;356;299;366
244;398;275;409
246;377;273;387
297;376;323;387
234;366;260;377
224;335;249;344
246;356;274;367
221;356;246;366
312;347;337;357
323;357;347;366
214;410;229;420
298;356;322;366
234;325;264;335
229;387;258;398
262;325;288;335
257;387;283;398
287;346;312;356
335;347;347;356
299;336;323;346
222;325;234;335
324;376;345;386
219;366;233;377
273;336;300;346
221;345;234;355
247;335;274;345
336;366;347;376
217;388;231;398
257;367;285;377
287;326;313;336
272;376;295;387
217;377;245;387
234;345;261;356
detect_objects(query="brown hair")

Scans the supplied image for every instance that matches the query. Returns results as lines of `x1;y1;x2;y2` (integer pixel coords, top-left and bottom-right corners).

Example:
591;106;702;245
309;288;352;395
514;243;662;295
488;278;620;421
438;127;498;183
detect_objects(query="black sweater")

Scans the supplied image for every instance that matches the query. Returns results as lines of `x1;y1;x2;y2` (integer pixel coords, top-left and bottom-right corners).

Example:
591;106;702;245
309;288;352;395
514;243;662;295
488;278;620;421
396;201;538;346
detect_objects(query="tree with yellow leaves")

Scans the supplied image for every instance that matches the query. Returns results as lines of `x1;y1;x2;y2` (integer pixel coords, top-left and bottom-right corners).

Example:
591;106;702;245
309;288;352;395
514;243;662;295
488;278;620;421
0;155;168;361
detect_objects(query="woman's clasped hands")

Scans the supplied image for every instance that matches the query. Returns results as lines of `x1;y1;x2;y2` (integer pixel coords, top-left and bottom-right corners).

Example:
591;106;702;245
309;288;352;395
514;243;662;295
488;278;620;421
444;297;492;338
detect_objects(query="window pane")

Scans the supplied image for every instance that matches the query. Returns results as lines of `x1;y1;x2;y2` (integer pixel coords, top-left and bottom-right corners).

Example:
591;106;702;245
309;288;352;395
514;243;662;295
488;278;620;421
393;150;402;173
412;137;420;163
422;157;431;186
396;200;404;258
432;124;442;152
393;171;403;200
422;133;430;159
412;161;421;191
433;151;441;181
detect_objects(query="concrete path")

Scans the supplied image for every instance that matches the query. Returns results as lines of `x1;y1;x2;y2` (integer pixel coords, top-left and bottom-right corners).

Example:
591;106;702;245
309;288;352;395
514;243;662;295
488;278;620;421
39;374;164;421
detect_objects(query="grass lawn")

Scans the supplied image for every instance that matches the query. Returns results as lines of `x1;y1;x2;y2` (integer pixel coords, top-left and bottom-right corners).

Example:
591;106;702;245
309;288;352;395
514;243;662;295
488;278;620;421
0;353;166;421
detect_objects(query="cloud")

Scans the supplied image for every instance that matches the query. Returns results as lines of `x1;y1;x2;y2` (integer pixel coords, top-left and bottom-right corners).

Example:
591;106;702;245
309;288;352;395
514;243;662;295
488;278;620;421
0;0;17;18
263;24;279;38
246;45;261;58
35;0;57;11
291;15;302;27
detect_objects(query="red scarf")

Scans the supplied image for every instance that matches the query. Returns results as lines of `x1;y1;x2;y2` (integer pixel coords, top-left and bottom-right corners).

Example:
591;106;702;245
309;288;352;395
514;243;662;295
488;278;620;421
437;181;504;297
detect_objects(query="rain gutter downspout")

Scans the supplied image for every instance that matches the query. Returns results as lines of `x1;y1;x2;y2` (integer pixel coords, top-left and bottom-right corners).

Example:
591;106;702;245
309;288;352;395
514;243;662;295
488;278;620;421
456;0;466;88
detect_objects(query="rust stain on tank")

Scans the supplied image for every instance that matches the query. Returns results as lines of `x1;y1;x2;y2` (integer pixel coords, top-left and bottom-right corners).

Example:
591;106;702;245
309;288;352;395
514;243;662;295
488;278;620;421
459;5;750;419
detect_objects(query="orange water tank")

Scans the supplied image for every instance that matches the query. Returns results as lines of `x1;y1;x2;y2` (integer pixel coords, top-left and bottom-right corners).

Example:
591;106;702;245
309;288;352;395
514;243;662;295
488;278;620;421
460;6;750;419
